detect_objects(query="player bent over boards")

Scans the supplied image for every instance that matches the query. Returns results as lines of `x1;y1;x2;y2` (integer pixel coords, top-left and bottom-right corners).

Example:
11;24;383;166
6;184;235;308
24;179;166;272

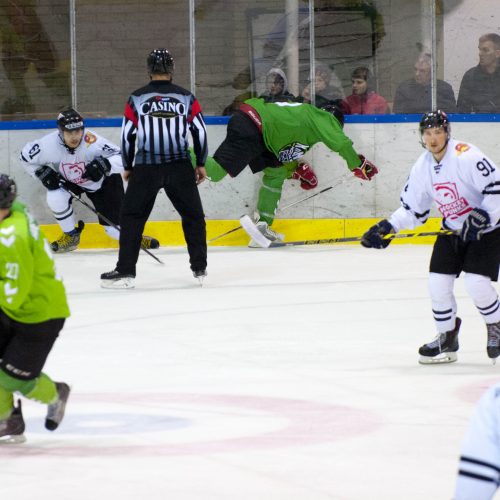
361;110;500;364
0;175;70;443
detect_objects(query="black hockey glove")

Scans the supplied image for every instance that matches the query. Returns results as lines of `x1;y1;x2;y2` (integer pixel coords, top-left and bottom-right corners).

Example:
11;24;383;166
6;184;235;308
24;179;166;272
461;208;490;242
83;157;112;182
361;219;394;249
35;165;63;191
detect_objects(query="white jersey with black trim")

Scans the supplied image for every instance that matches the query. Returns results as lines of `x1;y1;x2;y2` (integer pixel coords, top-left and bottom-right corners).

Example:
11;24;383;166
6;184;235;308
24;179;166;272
454;382;500;499
388;138;500;233
20;130;122;192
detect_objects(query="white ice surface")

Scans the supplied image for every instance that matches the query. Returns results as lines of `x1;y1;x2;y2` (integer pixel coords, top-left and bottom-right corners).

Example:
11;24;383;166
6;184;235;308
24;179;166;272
2;244;499;500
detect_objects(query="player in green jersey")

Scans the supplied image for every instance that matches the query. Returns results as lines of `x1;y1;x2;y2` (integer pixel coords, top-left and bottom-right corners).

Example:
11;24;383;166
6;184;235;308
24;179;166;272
201;98;378;243
0;174;70;444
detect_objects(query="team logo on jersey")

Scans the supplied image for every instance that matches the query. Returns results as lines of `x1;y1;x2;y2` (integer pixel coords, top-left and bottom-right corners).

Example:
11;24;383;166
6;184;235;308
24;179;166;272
84;132;97;145
277;142;308;163
434;182;471;220
455;143;470;155
60;162;86;185
141;96;186;118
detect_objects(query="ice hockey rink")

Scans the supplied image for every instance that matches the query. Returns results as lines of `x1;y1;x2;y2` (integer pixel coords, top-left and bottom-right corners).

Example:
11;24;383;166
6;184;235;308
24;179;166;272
3;243;499;500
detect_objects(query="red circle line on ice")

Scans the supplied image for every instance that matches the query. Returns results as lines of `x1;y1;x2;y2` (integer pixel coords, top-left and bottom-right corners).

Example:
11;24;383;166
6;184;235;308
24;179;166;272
11;393;383;457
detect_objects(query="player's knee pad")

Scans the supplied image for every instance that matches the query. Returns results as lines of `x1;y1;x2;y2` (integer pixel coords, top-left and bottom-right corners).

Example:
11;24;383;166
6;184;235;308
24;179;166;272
464;272;497;306
0;368;36;395
46;188;72;213
104;225;120;240
428;272;455;303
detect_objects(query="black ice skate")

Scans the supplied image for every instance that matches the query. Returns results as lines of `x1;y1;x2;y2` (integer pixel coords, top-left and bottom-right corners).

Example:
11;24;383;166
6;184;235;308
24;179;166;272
100;269;135;289
193;269;207;286
0;400;26;444
486;321;500;364
45;382;70;431
418;317;461;364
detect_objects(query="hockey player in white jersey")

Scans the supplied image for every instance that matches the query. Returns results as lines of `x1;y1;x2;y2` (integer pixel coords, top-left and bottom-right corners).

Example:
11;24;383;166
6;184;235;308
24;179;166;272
454;382;500;498
20;108;158;252
361;110;500;364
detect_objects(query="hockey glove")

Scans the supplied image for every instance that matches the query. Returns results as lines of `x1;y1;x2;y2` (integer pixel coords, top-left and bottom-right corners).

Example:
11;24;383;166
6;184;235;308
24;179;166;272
361;219;394;249
352;155;378;181
292;162;318;190
35;165;64;191
461;208;490;242
83;157;112;182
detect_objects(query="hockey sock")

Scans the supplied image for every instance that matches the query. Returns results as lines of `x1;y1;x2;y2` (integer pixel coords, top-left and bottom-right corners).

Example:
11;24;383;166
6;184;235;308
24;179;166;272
24;373;58;404
464;273;500;324
189;148;227;182
257;165;291;225
429;272;457;333
0;386;13;420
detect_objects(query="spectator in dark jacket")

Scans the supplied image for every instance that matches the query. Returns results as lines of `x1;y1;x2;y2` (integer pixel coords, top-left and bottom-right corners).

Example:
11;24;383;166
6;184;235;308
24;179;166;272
393;53;456;114
457;33;500;113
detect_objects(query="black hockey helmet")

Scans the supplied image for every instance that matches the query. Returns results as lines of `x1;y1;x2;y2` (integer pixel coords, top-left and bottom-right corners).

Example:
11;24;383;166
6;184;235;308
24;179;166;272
320;100;345;128
419;110;450;136
147;49;175;75
0;174;17;209
57;108;84;132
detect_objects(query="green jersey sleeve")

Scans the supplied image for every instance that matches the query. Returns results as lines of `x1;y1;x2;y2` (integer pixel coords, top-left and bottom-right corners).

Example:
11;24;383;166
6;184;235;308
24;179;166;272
0;202;70;323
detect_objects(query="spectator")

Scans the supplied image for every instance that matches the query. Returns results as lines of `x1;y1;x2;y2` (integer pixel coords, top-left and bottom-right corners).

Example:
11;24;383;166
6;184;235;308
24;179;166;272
341;67;390;114
457;33;500;113
259;68;297;103
393;53;456;114
301;63;345;108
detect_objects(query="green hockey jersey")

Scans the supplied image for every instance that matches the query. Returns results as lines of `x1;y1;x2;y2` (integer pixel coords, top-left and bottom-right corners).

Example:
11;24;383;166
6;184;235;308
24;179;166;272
0;201;70;323
244;98;361;170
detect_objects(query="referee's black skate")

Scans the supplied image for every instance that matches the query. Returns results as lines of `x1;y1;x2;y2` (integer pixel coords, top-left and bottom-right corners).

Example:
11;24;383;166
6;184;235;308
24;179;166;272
100;269;135;289
418;317;461;364
0;400;26;444
193;269;207;286
486;320;500;364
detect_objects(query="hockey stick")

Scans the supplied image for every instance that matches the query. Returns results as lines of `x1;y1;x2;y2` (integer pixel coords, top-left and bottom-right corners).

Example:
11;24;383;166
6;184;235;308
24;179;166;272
266;230;457;248
62;186;164;264
208;175;352;243
240;214;457;248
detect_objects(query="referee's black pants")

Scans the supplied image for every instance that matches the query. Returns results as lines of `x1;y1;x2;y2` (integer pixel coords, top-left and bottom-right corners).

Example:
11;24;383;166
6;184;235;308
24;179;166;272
116;160;207;276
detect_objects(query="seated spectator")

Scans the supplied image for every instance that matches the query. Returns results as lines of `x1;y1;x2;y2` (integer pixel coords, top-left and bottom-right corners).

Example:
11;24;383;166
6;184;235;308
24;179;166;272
393;53;456;114
457;33;500;113
341;66;390;114
222;68;296;115
259;68;297;103
301;63;345;107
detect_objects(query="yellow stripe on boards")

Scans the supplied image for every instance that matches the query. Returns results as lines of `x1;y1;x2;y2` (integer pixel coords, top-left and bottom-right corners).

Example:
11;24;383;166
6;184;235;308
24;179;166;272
40;218;444;249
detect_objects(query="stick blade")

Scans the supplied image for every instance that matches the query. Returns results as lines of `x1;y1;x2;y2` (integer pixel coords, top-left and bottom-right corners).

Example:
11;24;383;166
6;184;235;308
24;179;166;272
239;215;272;248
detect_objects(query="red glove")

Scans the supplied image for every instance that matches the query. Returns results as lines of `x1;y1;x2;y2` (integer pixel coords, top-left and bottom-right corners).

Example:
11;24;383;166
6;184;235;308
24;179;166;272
352;155;378;181
292;162;318;190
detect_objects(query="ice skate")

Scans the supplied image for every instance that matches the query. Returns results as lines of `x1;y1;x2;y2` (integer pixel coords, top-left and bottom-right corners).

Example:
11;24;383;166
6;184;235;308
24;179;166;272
418;317;461;364
141;235;160;250
45;382;70;431
193;269;207;286
100;269;135;289
486;320;500;364
248;221;284;248
0;400;26;444
51;220;85;253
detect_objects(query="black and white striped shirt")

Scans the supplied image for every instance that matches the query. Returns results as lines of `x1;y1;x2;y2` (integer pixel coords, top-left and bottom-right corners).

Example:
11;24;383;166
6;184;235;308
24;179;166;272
121;80;207;169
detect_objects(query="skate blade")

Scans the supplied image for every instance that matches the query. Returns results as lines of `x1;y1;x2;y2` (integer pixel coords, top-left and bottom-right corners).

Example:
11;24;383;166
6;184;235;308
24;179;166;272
0;434;26;444
419;352;457;365
100;278;135;289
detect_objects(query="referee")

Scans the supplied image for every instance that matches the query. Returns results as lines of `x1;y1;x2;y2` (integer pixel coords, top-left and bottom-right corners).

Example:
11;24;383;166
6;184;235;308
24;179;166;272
101;49;208;288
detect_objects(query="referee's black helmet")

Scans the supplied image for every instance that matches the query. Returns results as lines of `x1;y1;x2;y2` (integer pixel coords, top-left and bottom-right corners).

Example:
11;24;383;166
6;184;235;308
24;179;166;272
147;49;175;75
